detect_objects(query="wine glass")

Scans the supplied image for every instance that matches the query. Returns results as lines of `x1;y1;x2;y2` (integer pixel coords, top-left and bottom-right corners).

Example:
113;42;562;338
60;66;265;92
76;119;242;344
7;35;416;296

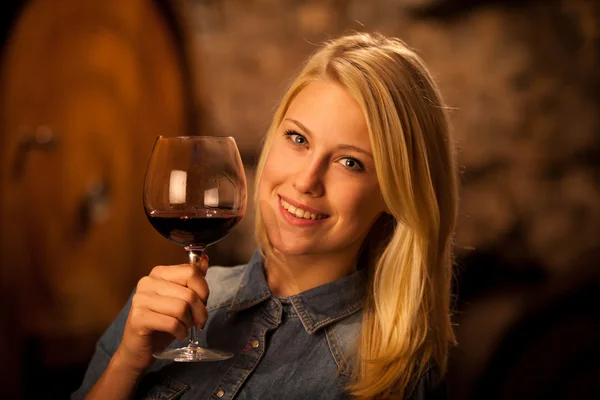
143;136;247;362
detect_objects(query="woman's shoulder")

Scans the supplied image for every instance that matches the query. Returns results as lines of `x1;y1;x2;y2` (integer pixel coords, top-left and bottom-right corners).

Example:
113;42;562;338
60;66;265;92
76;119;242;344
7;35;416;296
205;262;248;311
323;310;364;377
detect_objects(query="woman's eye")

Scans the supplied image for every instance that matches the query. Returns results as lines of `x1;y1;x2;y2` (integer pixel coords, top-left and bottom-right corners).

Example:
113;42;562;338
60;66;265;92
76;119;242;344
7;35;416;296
285;131;308;146
339;157;364;171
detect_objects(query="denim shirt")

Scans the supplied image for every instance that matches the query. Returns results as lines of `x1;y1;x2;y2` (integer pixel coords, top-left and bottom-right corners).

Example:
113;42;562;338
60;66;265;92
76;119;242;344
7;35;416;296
73;252;444;399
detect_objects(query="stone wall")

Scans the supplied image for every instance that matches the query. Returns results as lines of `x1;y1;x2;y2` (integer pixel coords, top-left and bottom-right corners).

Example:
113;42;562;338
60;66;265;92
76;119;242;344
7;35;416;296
180;0;600;274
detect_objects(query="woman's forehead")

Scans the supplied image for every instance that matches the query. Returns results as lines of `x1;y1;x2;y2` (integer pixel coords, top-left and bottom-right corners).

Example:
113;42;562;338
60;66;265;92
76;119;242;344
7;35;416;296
282;81;370;148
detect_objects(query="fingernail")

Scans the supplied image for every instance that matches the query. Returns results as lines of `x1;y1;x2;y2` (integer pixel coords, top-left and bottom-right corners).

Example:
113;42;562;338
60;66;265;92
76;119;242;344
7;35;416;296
201;254;209;262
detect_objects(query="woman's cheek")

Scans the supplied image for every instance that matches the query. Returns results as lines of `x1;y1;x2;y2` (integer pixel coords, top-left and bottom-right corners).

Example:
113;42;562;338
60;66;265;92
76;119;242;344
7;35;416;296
267;151;295;180
341;183;383;221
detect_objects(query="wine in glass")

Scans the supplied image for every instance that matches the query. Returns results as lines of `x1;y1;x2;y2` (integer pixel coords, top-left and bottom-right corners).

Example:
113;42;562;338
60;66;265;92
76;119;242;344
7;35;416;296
143;136;247;362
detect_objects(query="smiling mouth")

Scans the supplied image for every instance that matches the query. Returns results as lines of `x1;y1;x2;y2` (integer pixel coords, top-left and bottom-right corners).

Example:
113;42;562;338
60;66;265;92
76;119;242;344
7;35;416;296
280;197;328;220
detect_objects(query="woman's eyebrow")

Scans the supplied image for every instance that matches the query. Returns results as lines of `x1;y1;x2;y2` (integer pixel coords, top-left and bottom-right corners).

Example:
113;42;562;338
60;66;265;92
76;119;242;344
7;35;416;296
337;144;373;159
284;118;313;136
284;117;373;159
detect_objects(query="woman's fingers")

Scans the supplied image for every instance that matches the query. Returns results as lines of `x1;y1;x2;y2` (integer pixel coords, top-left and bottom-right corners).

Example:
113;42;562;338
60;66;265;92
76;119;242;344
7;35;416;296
198;253;209;275
118;259;212;371
133;292;194;329
128;303;189;342
148;263;210;304
140;278;208;327
137;268;209;326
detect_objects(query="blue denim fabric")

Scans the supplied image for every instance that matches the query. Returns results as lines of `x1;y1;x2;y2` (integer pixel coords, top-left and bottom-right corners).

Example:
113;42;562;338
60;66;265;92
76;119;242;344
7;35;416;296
72;251;444;399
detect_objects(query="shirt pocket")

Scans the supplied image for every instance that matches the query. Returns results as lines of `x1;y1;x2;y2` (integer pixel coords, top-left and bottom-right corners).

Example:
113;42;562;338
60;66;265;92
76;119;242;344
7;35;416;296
134;375;190;400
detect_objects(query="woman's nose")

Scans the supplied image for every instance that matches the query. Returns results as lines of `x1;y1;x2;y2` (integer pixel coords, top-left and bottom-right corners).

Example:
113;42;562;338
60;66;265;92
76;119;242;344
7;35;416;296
293;157;325;197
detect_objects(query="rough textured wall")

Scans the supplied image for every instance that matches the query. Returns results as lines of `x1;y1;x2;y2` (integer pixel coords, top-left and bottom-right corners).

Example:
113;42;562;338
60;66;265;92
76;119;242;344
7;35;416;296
180;0;600;273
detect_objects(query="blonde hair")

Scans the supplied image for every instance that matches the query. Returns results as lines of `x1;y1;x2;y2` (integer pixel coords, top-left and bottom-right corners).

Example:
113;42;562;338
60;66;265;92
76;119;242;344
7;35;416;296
254;33;458;399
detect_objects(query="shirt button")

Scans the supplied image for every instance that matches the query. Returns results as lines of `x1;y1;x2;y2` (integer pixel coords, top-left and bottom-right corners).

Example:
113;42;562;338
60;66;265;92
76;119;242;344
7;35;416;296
251;339;260;348
216;389;225;398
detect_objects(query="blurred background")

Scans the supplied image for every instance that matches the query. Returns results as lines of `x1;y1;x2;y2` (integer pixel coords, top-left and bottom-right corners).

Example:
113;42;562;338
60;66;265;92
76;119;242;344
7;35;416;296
0;0;598;398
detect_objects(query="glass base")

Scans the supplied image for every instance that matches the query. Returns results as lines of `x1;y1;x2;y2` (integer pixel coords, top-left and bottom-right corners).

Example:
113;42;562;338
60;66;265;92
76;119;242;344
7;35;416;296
153;345;233;362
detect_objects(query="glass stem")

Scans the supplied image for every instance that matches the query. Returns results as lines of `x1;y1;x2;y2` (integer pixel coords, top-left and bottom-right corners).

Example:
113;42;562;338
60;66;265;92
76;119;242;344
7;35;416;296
186;246;205;348
189;326;199;348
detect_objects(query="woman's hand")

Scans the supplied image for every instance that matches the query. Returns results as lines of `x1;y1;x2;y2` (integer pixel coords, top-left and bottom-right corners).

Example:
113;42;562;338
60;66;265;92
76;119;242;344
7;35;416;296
114;255;210;372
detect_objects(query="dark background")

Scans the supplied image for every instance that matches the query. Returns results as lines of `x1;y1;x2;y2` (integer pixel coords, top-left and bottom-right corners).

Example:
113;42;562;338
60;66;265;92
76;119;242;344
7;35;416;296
1;0;599;398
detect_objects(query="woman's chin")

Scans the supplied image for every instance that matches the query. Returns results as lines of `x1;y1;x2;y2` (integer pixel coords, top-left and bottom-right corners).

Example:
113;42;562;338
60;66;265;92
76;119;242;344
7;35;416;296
270;240;315;257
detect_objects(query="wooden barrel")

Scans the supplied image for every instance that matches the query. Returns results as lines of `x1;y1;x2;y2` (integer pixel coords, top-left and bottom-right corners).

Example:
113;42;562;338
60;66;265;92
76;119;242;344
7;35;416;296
0;0;197;395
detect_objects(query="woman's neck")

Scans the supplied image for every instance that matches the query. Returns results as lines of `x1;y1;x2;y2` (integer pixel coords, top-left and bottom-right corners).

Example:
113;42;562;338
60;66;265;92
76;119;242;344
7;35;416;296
264;249;358;297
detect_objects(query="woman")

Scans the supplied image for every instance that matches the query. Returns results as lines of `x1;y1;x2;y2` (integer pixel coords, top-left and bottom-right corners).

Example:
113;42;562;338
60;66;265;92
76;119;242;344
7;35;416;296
73;32;458;399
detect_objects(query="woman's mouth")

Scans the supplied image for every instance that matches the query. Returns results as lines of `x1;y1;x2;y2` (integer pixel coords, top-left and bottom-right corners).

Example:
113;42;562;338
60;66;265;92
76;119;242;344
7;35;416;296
279;197;328;220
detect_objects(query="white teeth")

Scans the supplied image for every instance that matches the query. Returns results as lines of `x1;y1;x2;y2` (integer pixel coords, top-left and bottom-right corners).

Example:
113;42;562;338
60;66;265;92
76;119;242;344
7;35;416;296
280;198;325;220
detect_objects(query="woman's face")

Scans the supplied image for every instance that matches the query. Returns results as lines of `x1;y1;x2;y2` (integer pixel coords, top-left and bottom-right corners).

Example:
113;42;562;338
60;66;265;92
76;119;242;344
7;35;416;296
258;80;386;259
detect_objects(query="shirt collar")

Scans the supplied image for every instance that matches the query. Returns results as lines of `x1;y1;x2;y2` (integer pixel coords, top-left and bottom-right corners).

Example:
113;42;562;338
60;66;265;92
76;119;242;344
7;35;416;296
228;251;368;334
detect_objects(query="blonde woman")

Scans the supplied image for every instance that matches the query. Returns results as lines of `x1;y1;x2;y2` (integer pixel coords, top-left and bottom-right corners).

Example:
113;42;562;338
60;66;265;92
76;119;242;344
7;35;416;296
74;32;458;400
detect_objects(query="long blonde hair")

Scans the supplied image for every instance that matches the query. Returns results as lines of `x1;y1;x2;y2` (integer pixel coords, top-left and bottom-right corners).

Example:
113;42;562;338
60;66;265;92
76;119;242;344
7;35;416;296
254;33;458;399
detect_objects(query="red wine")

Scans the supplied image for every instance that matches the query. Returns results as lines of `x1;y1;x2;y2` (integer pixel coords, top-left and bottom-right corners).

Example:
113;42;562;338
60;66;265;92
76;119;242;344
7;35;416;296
146;209;243;248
